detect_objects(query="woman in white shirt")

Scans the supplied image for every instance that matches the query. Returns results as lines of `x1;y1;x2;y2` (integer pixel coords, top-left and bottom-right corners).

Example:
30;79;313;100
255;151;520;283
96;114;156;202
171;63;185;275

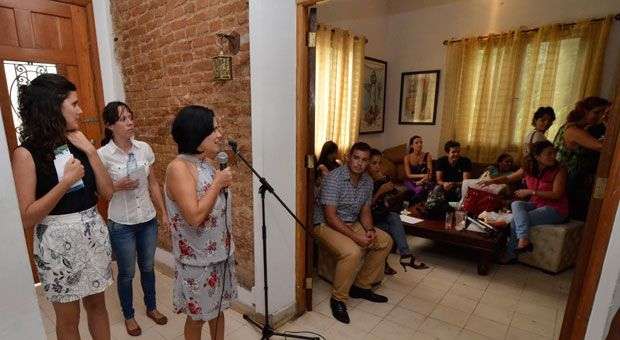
523;107;555;156
97;102;168;336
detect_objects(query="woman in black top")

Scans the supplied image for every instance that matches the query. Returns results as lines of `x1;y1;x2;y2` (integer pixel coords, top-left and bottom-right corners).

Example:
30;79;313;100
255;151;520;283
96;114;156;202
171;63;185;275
12;74;114;340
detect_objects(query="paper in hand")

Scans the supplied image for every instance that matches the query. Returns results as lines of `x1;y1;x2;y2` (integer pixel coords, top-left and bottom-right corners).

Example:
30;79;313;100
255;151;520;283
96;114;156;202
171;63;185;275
54;145;84;192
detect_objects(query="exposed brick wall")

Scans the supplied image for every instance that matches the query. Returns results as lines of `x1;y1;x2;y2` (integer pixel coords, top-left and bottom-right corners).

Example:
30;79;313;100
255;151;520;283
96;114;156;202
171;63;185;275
110;0;253;288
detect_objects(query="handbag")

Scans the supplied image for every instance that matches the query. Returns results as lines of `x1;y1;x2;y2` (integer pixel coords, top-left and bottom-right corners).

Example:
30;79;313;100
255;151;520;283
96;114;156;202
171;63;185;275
461;187;504;216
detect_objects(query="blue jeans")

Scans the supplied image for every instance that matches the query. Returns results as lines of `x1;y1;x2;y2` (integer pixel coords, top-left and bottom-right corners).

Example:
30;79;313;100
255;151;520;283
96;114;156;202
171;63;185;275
374;212;411;255
507;201;565;258
108;218;158;320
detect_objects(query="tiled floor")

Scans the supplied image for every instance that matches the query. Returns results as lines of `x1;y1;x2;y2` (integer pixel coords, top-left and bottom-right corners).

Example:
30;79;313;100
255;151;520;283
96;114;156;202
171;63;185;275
38;236;572;340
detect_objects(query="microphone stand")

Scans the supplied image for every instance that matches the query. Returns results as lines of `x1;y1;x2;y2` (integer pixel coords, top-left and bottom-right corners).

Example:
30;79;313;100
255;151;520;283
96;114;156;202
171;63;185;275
230;144;319;340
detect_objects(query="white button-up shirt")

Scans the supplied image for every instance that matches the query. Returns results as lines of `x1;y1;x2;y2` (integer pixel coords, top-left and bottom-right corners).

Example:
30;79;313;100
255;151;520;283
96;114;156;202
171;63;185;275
98;139;157;225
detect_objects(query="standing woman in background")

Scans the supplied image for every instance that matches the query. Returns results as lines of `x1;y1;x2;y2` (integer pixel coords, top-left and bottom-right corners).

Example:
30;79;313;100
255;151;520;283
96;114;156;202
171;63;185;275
97;102;168;336
165;105;237;340
12;74;114;339
553;96;611;219
523;107;555;156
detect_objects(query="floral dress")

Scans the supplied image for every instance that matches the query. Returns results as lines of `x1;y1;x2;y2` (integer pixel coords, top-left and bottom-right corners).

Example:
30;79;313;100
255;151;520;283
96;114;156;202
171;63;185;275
165;154;237;321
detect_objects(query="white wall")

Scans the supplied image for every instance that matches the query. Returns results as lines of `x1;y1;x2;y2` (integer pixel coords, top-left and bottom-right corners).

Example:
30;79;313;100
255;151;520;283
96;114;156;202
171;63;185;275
248;0;297;317
0;116;45;339
587;206;620;340
92;0;125;103
318;0;620;156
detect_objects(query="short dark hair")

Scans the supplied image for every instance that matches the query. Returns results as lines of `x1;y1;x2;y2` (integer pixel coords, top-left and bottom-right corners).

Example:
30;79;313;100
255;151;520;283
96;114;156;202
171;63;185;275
369;148;382;158
444;140;460;153
349;142;371;156
531;106;556;126
171;105;215;154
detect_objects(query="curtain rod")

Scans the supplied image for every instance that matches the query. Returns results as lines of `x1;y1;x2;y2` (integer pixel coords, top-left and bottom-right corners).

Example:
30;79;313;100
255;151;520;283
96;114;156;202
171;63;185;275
443;13;620;46
317;25;369;43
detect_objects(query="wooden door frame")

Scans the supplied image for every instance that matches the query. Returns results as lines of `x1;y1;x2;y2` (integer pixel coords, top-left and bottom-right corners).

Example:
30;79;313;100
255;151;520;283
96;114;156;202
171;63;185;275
295;0;313;315
295;0;620;335
560;70;620;338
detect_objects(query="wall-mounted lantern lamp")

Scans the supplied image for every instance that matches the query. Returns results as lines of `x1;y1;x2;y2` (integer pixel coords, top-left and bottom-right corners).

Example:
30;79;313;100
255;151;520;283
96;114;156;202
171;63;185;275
213;31;240;81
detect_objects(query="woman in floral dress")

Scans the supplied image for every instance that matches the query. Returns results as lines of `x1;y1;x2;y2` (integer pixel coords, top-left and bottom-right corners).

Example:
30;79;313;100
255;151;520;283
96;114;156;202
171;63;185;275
165;105;237;340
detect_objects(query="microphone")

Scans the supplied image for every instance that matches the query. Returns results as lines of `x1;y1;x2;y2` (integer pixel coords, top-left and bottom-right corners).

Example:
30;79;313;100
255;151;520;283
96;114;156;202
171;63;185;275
215;151;229;200
216;151;228;170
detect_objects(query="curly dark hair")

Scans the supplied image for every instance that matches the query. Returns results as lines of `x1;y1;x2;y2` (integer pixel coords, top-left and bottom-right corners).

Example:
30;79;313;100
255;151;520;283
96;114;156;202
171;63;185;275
531;106;555;126
18;73;76;162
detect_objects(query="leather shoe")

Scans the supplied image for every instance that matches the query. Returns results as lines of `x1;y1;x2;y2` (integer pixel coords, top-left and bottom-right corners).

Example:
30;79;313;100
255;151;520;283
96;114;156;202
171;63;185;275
330;298;350;324
349;285;388;303
146;310;168;325
124;319;142;337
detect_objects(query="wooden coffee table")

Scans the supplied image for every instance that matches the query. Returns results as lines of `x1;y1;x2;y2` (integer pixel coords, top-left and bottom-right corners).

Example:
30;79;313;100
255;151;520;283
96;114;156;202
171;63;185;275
401;217;507;275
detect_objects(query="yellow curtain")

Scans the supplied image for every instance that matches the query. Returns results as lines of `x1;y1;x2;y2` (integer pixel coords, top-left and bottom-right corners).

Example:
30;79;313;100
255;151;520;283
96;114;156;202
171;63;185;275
315;26;365;157
439;17;612;163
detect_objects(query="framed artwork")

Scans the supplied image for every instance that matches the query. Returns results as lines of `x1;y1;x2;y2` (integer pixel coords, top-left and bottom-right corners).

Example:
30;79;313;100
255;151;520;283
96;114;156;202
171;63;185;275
398;70;440;125
360;57;387;134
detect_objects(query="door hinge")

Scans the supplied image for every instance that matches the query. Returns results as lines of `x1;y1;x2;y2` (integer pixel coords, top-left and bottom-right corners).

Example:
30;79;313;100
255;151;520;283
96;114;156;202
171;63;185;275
593;177;607;199
305;277;312;289
305;154;315;169
307;32;316;48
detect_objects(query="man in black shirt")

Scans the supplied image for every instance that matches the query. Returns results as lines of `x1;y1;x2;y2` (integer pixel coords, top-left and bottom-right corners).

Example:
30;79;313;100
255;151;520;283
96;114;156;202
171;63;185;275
434;140;472;202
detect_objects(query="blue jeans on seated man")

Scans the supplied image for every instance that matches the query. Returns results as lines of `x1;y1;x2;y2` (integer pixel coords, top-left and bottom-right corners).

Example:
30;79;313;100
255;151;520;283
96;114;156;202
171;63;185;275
507;200;565;259
374;212;411;255
108;218;158;320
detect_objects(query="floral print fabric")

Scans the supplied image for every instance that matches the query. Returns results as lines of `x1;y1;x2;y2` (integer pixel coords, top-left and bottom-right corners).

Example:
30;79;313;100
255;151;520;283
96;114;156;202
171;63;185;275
165;155;237;321
34;207;113;303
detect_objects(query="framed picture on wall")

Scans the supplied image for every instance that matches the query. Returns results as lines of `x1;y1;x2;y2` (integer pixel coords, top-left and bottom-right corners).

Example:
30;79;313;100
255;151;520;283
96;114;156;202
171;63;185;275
398;70;440;125
360;57;387;134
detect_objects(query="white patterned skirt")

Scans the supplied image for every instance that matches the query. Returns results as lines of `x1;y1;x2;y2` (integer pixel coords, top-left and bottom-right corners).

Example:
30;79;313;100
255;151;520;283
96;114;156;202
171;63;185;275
173;257;238;321
34;206;113;303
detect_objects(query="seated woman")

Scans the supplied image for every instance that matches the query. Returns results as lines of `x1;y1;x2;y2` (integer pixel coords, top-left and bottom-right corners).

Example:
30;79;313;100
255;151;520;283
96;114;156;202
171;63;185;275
316;140;342;180
459;153;517;209
554;96;610;220
485;153;515;178
523;107;556;156
483;141;568;262
369;149;427;274
403;135;434;201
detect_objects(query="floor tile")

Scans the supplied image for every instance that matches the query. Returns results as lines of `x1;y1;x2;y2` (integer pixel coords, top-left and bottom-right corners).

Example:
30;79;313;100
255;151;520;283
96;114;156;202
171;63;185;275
472;302;514;325
439;293;478;314
398;295;438;316
418;317;462;340
430;304;470;327
464;315;508;340
511;312;555;338
385;306;426;330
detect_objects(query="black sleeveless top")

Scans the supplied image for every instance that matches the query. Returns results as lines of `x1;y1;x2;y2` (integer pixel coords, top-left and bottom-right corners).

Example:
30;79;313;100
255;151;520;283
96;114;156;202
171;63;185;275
22;142;98;215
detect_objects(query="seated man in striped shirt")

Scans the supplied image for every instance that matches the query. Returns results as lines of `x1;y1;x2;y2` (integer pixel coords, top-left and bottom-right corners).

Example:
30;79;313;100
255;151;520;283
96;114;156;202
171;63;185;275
313;142;393;324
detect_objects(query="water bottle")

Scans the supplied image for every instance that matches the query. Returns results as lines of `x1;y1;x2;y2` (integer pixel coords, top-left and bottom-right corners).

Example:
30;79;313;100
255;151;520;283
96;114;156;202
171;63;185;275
126;152;138;180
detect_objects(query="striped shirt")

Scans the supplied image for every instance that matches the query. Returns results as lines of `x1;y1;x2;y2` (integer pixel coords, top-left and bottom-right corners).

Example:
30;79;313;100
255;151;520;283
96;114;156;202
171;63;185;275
313;165;373;225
